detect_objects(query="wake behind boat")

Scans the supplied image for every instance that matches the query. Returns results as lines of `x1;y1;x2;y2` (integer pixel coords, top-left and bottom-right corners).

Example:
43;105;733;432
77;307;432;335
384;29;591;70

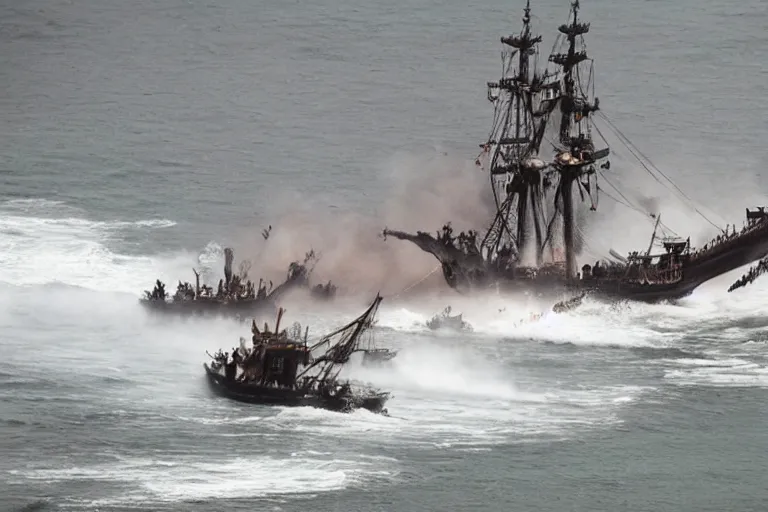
204;295;391;414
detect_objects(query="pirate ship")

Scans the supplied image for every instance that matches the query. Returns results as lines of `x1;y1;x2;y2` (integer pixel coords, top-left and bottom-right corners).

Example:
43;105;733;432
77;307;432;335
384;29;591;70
204;295;390;413
140;247;328;316
382;0;768;303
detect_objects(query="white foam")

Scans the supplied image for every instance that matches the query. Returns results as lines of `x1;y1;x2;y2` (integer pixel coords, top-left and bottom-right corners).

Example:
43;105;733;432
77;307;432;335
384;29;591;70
0;198;188;293
249;340;655;449
10;454;395;503
662;355;768;388
376;307;430;332
664;367;768;387
384;293;678;348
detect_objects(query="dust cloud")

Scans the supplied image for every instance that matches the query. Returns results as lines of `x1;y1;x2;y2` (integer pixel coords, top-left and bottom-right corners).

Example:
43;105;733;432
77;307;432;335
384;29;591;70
236;150;496;296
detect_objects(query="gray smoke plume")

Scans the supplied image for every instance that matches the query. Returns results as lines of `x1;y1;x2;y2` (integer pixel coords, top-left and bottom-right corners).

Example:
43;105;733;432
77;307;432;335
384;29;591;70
237;150;496;296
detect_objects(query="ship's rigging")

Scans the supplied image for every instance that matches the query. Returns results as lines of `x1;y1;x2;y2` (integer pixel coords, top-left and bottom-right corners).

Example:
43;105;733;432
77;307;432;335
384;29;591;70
480;0;556;267
478;0;610;278
477;0;725;273
382;0;768;303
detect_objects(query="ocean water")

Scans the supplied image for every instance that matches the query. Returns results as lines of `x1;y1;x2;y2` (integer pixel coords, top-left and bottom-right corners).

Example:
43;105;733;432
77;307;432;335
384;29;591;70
2;0;768;510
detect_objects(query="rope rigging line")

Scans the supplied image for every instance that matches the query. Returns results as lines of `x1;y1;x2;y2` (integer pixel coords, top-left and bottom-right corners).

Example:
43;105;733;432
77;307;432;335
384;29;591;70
572;222;603;262
387;265;442;300
597;178;680;239
597;170;635;209
591;121;684;238
595;111;723;233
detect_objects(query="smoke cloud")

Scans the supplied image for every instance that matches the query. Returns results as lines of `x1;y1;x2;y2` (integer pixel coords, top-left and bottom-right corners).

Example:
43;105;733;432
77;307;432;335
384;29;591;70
228;137;756;299
235;149;496;296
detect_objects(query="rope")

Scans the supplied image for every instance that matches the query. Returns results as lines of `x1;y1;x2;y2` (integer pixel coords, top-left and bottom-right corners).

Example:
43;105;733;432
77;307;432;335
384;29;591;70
595;112;723;233
592;121;681;238
387;265;442;300
597;183;679;238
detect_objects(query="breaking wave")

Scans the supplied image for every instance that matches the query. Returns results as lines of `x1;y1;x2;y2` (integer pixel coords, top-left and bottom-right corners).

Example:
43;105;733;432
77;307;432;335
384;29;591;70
8;453;397;505
3;196;768;510
0;198;199;294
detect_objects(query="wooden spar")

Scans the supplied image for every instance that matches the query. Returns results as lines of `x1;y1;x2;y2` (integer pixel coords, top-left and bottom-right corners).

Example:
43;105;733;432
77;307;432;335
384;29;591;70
646;215;661;256
224;247;234;288
274;307;284;334
553;3;581;280
516;181;529;255
532;184;544;265
561;170;576;279
297;294;383;381
193;268;200;298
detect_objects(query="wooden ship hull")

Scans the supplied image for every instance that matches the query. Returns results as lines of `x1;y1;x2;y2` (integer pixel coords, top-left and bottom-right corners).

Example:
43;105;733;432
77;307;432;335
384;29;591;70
402;220;768;303
140;296;277;317
203;363;389;413
204;295;391;414
502;217;768;302
381;1;768;305
426;312;473;331
361;348;398;366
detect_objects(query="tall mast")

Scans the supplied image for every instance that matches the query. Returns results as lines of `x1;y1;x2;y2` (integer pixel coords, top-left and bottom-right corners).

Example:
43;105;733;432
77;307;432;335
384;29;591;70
548;0;609;279
551;0;592;147
505;1;538;256
482;0;549;265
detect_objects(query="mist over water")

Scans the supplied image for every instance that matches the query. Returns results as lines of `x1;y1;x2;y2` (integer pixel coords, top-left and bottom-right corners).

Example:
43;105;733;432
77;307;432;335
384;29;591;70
227;149;494;296
4;194;768;510
2;0;768;510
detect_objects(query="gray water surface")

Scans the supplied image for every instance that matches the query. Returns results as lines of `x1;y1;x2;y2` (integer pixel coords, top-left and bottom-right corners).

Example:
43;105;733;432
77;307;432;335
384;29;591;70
2;0;767;510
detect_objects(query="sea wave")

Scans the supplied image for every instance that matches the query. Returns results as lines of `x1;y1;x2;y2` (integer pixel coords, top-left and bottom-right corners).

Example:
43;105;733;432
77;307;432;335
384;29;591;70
0;198;188;293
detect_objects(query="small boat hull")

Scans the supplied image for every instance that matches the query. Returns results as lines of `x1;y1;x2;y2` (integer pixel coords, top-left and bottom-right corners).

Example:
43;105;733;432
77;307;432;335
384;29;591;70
140;297;277;318
426;314;473;332
203;364;389;414
361;349;398;366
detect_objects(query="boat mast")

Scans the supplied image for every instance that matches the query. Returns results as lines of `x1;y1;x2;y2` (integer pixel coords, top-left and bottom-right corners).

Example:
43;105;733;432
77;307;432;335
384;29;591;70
509;1;536;258
483;0;547;264
646;215;661;256
549;0;606;279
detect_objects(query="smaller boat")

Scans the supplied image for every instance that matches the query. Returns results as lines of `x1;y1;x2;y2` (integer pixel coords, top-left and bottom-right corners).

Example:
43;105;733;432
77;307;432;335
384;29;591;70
361;348;397;366
140;247;278;317
140;246;330;318
426;306;473;332
204;295;390;414
350;313;397;365
311;281;338;301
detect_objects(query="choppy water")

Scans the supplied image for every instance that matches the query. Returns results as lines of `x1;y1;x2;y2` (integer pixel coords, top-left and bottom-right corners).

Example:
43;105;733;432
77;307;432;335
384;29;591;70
2;0;768;510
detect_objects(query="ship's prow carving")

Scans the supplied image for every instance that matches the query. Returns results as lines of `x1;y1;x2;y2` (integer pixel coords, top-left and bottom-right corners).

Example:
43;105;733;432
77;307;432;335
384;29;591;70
383;225;488;291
